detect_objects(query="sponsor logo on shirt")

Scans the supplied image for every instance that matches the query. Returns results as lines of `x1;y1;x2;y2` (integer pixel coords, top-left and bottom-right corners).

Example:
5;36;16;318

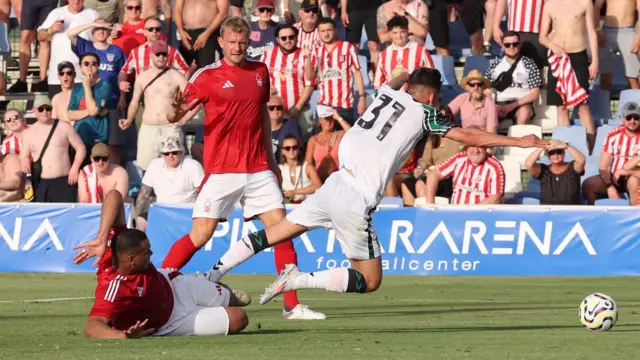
137;286;144;297
256;74;263;87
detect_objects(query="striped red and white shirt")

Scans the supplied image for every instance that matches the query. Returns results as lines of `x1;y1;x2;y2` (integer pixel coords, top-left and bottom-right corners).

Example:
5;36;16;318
438;152;505;205
311;40;360;109
294;22;320;51
261;46;314;110
548;52;589;108
374;41;434;88
1;127;29;155
507;0;545;34
121;43;189;76
602;125;640;172
80;163;103;204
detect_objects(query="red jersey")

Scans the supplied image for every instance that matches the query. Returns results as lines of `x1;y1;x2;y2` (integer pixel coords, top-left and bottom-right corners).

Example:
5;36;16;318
293;22;320;50
507;0;545;34
602;125;640;173
88;227;174;332
121;43;189;76
260;46;313;110
1;127;28;155
374;41;433;88
112;21;147;58
311;40;360;109
438;153;505;205
186;59;271;174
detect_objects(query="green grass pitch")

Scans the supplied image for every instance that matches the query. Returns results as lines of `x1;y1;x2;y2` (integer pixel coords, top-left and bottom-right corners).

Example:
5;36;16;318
0;274;638;360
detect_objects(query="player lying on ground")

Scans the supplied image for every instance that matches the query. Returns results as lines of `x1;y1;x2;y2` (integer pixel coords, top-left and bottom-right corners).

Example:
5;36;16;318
201;68;549;305
73;190;251;339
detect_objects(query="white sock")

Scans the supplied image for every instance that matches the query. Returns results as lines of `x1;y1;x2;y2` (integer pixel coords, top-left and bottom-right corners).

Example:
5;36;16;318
207;238;256;282
289;268;349;292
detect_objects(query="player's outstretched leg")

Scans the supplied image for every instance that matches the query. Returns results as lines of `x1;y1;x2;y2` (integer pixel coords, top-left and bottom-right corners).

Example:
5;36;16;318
162;218;219;270
259;257;383;305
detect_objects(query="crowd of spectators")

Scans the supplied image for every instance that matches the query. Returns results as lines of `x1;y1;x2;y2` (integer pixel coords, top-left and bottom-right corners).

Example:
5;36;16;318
0;0;640;211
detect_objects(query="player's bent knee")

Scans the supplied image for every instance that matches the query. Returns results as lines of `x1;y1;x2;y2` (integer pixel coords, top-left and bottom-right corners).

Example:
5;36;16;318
225;307;248;334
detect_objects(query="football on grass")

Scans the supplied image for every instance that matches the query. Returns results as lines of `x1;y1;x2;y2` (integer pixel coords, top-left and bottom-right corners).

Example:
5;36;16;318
579;293;618;331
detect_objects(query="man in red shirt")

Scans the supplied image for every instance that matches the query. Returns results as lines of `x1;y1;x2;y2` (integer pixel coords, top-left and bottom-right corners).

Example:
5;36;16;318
73;190;249;338
166;17;326;320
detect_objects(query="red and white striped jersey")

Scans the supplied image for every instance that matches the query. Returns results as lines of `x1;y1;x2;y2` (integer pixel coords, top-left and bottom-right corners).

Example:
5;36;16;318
438;152;505;205
121;43;189;76
602;125;640;172
311;40;360;109
374;41;434;88
294;22;320;51
507;0;545;34
260;46;313;110
1;127;28;155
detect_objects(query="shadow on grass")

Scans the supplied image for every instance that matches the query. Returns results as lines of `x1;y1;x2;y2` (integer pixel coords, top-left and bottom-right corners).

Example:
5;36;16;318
325;304;578;318
310;323;640;333
240;329;304;335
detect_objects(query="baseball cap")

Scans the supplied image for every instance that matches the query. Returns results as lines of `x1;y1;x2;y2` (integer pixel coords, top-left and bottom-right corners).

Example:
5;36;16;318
57;61;74;73
161;135;184;153
91;142;110;158
300;0;319;10
621;102;640;118
150;40;168;54
317;104;334;118
256;0;274;8
33;95;52;109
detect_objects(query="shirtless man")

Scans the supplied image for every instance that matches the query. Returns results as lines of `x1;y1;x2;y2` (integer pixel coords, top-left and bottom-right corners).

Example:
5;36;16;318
376;0;427;46
21;96;86;203
119;40;188;171
1;109;29;155
51;61;76;124
594;0;640;93
78;142;129;203
174;0;229;69
0;0;21;26
0;154;26;202
142;0;172;38
539;0;598;150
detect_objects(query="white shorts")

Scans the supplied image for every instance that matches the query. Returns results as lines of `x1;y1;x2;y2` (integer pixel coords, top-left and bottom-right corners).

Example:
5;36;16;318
287;170;381;260
155;272;231;336
137;123;184;170
193;170;285;220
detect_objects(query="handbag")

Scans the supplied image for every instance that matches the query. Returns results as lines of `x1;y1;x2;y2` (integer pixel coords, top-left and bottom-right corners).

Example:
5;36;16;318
492;56;521;92
317;132;339;183
31;119;59;192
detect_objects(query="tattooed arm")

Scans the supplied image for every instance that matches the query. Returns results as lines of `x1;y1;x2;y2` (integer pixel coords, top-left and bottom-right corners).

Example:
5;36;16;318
0;154;24;191
376;6;390;44
135;184;156;218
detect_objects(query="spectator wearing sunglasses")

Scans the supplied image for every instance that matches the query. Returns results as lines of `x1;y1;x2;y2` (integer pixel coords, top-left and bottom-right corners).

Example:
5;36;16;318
526;140;586;205
269;94;302;162
135;135;204;231
305;104;350;183
485;32;541;126
279;134;321;203
67;52;112;152
111;0;147;58
247;0;278;60
293;0;321;51
36;0;99;98
21;96;86;203
51;62;77;124
447;70;498;133
1;109;29;156
78;142;129;203
583;102;640;205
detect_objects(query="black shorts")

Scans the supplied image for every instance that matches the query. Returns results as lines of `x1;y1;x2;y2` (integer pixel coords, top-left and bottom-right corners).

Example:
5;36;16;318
48;84;62;100
402;175;453;199
230;0;244;7
518;32;547;70
457;0;485;35
180;27;221;70
35;176;77;203
346;7;379;44
428;0;483;48
547;50;591;106
20;0;58;31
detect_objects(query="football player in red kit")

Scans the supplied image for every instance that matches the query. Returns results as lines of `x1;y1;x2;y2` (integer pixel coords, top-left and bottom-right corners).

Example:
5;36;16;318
165;16;325;320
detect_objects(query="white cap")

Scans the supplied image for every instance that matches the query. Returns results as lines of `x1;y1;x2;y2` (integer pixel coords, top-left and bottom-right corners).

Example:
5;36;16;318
317;105;334;118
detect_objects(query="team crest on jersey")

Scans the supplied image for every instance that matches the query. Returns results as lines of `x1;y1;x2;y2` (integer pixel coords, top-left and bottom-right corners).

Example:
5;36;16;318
106;54;115;62
137;286;144;297
204;199;212;213
256;74;263;87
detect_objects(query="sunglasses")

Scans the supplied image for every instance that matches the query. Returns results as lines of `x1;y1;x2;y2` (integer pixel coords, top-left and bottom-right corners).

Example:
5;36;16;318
146;26;162;32
280;35;296;41
155;52;168;57
126;5;142;10
303;7;319;13
548;149;565;156
504;42;520;48
162;151;180;156
467;81;484;88
4;115;21;123
37;105;53;112
93;156;109;163
258;7;273;12
282;145;299;151
626;114;640;121
58;70;75;77
268;105;283;111
82;61;98;67
94;26;110;32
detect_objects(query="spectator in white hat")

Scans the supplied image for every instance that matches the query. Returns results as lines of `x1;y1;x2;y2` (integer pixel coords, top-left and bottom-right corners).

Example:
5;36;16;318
135;135;204;231
305;105;350;183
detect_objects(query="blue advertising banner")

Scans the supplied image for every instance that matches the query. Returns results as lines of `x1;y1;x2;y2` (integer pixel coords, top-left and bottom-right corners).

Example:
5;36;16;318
1;203;639;275
0;203;132;272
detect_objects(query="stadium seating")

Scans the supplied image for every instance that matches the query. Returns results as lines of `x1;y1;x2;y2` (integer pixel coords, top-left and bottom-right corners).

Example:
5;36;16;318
431;55;457;85
500;124;543;166
358;55;371;88
531;90;559;134
379;196;404;208
440;85;464;107
572;88;611;125
505;196;540;205
310;90;319;120
592;55;629;95
617;89;640;117
551;126;589;160
526;178;540;193
581;156;600;184
500;159;523;195
425;33;436;52
448;21;472;58
463;56;490;77
594;199;630;206
593;125;615;157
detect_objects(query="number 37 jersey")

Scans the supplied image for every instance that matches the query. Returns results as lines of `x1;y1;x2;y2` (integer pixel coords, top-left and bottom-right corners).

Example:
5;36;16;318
338;84;454;204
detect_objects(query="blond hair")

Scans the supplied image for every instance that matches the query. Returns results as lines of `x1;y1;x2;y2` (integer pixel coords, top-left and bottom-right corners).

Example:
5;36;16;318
220;16;251;39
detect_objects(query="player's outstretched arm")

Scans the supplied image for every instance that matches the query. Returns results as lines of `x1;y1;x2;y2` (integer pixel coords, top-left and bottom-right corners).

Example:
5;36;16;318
445;127;549;149
85;316;155;339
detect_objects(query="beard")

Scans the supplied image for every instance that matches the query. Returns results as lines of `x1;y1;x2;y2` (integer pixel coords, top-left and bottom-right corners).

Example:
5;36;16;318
470;91;484;101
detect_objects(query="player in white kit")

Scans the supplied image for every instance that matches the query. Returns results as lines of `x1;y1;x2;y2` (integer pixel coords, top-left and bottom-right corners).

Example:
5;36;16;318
203;68;548;304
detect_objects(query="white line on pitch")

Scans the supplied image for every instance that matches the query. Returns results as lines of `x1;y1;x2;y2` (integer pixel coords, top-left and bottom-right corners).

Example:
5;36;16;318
0;297;93;303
